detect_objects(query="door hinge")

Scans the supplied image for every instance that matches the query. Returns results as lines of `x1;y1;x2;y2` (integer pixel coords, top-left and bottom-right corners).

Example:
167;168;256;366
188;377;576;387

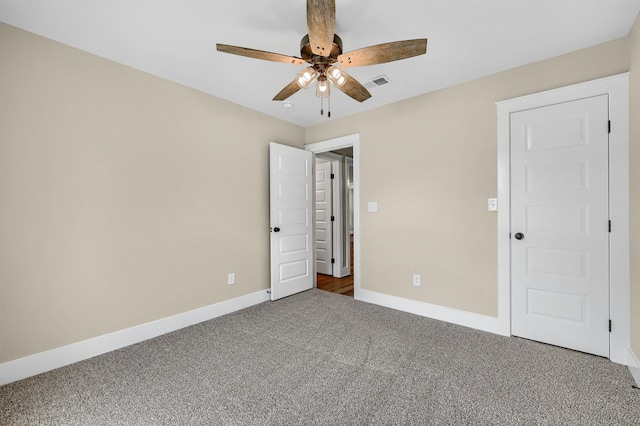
609;220;612;233
331;258;335;264
608;120;611;134
331;216;335;222
330;173;335;179
609;320;612;333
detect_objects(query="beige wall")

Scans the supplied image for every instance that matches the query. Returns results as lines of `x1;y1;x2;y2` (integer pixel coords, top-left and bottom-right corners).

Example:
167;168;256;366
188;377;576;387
629;13;640;357
3;17;639;365
306;37;630;317
0;24;305;363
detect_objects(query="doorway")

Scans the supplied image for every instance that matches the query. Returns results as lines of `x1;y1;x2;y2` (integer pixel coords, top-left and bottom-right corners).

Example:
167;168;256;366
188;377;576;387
306;134;361;299
315;150;354;296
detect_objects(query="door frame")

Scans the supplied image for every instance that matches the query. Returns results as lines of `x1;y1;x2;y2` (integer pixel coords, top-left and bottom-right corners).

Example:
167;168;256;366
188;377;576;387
496;73;630;364
306;133;361;298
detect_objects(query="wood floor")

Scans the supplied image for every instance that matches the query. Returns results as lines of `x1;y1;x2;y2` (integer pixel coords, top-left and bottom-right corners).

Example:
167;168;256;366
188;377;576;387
316;234;354;297
317;271;354;297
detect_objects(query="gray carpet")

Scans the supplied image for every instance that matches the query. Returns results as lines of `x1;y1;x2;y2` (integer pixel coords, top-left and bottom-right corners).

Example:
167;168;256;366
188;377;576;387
1;289;639;425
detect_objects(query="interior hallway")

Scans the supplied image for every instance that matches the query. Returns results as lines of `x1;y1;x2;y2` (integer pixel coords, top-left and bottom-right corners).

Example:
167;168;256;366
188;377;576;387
317;234;354;297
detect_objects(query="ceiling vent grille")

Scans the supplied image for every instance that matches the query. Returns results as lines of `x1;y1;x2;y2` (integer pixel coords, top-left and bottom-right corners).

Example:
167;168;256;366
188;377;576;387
364;75;391;89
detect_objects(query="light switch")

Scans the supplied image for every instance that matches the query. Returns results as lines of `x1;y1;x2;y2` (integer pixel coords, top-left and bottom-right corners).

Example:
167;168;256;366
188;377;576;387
368;202;378;213
488;198;498;212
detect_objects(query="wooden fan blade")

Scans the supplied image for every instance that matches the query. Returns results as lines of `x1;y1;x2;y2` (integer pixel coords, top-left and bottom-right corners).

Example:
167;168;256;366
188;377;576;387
338;39;428;67
273;80;302;101
217;44;306;65
307;0;335;57
336;73;371;103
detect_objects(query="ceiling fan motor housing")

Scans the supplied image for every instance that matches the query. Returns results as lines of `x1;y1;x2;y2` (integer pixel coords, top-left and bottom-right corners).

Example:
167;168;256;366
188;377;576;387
300;34;343;71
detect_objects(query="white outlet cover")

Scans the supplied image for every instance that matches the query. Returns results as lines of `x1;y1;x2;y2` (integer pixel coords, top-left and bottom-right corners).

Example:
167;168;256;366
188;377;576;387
368;202;378;213
488;198;498;212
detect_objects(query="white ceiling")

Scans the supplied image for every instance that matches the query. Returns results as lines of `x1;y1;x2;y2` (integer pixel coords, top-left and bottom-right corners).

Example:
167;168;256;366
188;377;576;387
1;0;639;127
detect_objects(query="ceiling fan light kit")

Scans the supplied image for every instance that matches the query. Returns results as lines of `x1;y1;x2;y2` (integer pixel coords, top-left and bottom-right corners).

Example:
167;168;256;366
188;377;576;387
216;0;427;117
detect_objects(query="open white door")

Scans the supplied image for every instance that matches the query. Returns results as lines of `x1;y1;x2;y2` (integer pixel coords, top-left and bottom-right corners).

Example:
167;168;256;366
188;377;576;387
315;160;333;275
270;142;314;301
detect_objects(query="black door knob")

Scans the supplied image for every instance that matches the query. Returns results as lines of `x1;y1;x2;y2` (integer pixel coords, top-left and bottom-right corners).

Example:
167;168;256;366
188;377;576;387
273;227;281;233
514;232;524;240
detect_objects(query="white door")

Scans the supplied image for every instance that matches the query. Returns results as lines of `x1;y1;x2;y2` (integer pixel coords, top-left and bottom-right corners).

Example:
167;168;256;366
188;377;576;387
510;95;610;357
269;142;314;301
315;160;333;275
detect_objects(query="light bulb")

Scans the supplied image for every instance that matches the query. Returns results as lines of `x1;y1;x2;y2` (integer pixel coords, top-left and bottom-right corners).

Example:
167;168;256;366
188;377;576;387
295;67;317;89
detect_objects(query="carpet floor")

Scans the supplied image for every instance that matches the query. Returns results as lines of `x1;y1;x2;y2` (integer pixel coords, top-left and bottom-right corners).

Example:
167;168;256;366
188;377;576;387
1;289;639;425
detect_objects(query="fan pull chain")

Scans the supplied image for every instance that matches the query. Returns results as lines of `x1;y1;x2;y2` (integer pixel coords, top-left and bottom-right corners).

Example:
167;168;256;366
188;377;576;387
328;94;331;118
320;97;324;116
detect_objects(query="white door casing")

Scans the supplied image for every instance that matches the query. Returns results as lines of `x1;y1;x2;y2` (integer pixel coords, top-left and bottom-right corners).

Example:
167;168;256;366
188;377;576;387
343;156;353;278
269;142;314;301
510;95;610;357
496;73;630;365
315;160;333;275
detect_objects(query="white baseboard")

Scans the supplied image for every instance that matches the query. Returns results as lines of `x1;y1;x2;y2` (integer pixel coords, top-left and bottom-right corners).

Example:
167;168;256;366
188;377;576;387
628;347;640;387
356;289;507;336
0;289;270;386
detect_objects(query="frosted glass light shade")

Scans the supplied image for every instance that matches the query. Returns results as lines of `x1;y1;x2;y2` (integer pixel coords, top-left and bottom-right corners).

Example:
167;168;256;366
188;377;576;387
316;76;330;98
296;67;317;89
326;66;346;88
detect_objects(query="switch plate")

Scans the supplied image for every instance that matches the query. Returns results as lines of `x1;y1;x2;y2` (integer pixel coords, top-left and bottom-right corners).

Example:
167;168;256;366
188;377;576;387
413;274;421;286
488;198;498;212
368;202;378;213
228;273;235;285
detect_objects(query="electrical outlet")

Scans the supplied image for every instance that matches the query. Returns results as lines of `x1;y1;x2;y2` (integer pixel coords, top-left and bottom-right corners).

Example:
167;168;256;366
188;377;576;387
413;274;421;286
227;273;235;285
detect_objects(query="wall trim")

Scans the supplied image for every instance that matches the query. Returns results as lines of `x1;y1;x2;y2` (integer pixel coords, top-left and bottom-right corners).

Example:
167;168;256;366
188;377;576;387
496;73;630;364
0;289;270;386
629;348;640;387
358;289;507;336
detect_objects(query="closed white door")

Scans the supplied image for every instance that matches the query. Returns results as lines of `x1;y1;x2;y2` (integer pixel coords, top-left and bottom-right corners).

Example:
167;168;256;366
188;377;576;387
510;95;610;357
269;143;314;301
315;160;333;275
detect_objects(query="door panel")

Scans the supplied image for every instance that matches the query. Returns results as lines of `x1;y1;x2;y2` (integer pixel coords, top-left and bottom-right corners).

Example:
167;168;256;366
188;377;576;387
510;95;610;357
270;143;314;301
315;161;333;275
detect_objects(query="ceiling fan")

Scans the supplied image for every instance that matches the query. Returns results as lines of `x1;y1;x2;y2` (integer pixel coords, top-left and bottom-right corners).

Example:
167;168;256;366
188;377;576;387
216;0;427;115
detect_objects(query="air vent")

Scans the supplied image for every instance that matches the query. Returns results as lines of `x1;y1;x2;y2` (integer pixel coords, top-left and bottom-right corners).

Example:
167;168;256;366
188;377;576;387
364;75;391;89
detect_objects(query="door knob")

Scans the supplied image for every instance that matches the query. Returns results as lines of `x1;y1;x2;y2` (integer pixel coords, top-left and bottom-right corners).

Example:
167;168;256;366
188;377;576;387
273;227;281;233
514;232;524;240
